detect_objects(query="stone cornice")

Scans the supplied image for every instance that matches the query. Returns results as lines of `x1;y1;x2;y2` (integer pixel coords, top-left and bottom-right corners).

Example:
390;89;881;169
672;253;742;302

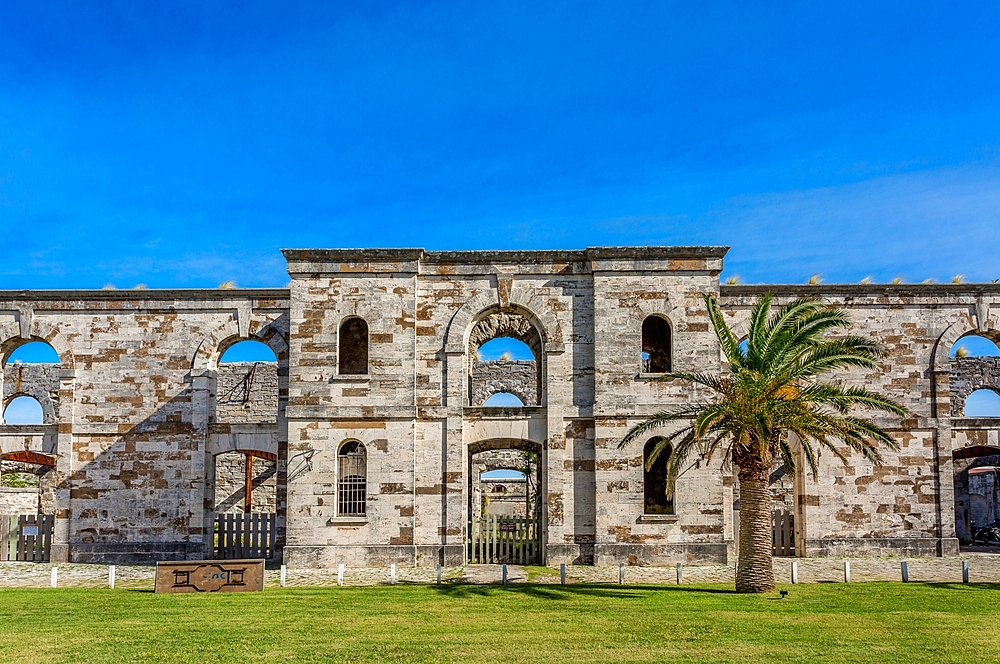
283;246;730;275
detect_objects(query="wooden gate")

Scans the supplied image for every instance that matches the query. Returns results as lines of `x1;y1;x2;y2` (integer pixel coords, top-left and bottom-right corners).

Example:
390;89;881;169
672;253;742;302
772;509;795;557
1;514;55;562
215;512;276;560
470;514;540;565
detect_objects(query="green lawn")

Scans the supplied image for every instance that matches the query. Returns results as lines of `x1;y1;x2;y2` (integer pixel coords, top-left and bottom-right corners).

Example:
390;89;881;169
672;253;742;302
1;583;998;663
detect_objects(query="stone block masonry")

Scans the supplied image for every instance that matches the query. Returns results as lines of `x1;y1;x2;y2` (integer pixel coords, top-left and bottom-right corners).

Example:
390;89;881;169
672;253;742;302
0;249;997;566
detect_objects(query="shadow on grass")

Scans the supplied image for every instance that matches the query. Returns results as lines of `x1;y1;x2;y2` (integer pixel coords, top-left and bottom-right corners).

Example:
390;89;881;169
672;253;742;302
427;582;740;600
917;582;1000;591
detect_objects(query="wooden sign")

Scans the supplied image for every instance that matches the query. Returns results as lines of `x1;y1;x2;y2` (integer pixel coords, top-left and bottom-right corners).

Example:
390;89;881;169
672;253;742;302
154;559;265;594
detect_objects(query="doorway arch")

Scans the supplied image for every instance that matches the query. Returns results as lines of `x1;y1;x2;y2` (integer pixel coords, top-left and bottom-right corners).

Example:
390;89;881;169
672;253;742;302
468;438;544;565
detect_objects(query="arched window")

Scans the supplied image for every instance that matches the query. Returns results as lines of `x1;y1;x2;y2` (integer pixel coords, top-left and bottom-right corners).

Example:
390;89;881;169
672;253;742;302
643;437;673;514
483;392;525;407
220;339;278;363
477;337;535;361
965;389;1000;418
5;341;60;365
951;335;1000;358
339;318;369;375
338;441;367;516
3;396;44;425
217;339;279;423
641;316;672;373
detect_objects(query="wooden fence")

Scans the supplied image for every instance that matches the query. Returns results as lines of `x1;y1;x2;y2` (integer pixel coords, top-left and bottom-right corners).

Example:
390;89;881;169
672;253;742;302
215;512;276;560
772;509;795;557
1;514;54;562
470;514;540;565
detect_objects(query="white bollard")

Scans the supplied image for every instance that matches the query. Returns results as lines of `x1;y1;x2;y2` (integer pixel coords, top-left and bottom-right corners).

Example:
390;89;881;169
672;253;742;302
676;562;683;585
619;562;625;584
337;563;345;587
109;565;116;589
901;561;909;583
560;563;566;585
791;561;798;584
843;560;850;583
280;565;286;587
436;564;442;585
390;563;396;585
962;560;969;584
50;567;58;588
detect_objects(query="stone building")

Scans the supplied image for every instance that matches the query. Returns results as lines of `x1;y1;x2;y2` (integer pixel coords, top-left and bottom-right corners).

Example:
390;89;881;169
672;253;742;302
0;246;998;565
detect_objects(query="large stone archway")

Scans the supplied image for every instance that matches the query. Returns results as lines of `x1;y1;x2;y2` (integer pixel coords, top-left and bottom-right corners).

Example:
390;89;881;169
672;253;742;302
467;438;544;565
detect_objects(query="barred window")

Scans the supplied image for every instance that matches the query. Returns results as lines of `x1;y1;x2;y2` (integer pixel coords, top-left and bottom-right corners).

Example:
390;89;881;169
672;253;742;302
643;437;673;515
339;318;369;375
641;316;672;373
338;441;367;516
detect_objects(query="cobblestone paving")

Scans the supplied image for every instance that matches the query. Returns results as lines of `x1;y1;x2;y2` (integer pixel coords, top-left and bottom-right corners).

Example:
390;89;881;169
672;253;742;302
2;554;999;590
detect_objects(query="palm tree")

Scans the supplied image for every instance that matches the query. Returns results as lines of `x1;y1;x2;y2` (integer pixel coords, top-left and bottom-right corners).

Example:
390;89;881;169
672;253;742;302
619;294;908;593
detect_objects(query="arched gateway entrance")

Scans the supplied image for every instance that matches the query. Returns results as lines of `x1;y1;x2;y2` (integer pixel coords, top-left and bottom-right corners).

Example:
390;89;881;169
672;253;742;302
468;439;543;565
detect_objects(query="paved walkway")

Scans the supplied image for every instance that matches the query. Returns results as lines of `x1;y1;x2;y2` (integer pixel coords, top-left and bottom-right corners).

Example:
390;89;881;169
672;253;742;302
1;554;999;590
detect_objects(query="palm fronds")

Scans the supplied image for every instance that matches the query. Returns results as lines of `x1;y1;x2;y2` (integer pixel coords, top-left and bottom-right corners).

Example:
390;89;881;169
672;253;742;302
619;293;908;482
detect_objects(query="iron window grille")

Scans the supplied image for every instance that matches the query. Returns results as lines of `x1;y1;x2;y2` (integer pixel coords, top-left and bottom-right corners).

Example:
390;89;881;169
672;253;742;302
338;441;367;516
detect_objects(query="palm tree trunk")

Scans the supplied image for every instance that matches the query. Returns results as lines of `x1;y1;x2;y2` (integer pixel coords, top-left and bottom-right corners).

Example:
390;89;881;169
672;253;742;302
736;465;775;593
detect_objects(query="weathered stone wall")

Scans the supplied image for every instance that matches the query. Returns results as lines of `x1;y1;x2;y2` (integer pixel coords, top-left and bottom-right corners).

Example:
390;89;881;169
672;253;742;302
281;247;733;567
213;450;277;514
720;285;1000;557
481;478;529;517
1;249;997;567
216;362;279;423
0;289;290;563
2;363;60;423
950;356;1000;415
0;487;39;513
470;360;538;406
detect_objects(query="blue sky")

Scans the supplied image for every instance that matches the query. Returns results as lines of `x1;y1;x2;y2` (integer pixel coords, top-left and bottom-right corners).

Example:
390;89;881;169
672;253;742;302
2;2;999;288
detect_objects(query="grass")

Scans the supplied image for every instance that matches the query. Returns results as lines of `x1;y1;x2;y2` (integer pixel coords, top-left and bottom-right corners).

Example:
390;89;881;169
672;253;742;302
0;583;998;663
523;564;561;581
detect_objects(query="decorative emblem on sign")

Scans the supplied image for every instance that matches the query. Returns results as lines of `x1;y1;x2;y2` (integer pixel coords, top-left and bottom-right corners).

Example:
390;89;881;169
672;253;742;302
171;564;247;592
154;559;264;594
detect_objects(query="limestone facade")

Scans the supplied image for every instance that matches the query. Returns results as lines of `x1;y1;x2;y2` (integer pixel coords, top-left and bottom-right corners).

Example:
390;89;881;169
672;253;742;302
0;247;997;565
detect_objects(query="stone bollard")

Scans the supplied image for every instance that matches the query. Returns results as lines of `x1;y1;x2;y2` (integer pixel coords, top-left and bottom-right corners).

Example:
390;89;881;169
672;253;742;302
436;564;442;585
901;561;909;583
502;564;507;586
843;560;850;583
962;560;969;584
109;565;116;590
280;565;286;588
560;563;566;585
619;562;624;585
791;561;798;584
50;567;58;588
337;563;345;587
676;562;683;585
390;563;396;585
